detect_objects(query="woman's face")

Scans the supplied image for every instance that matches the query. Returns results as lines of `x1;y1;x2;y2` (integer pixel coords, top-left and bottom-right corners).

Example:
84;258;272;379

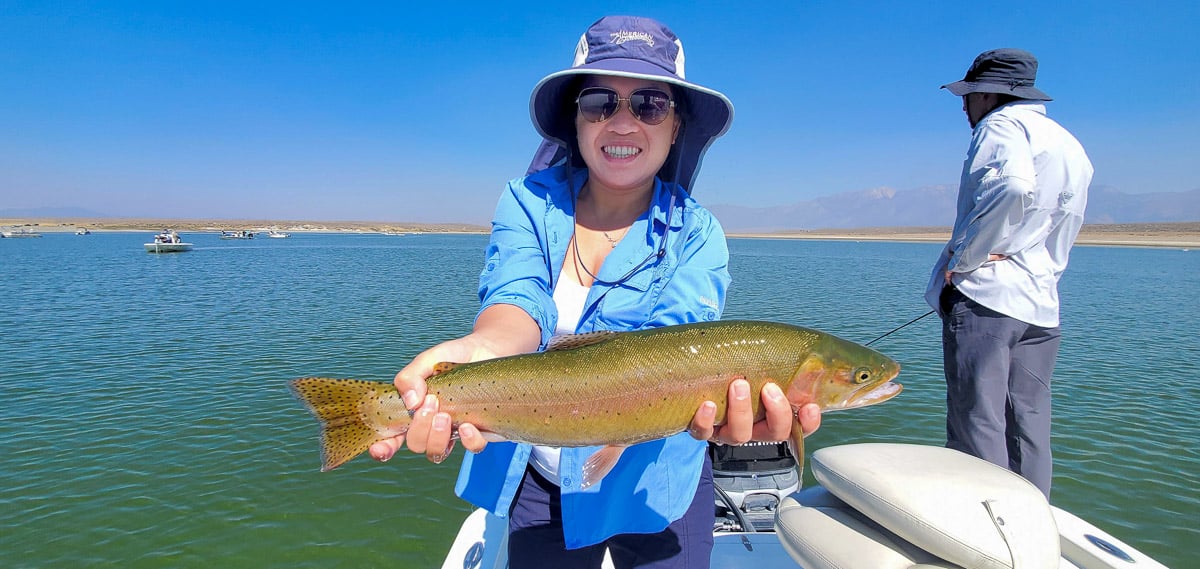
575;75;680;195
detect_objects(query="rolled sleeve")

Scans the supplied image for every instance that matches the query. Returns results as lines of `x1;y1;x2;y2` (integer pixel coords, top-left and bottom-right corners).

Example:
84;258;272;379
478;180;557;347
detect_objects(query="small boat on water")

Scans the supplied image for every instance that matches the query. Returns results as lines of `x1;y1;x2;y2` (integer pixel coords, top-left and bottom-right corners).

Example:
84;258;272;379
441;443;1167;569
219;230;255;239
1;228;43;238
266;230;291;238
75;227;91;235
144;230;192;253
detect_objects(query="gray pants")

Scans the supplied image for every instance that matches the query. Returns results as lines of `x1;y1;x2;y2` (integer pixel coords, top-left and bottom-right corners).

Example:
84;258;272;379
940;286;1061;498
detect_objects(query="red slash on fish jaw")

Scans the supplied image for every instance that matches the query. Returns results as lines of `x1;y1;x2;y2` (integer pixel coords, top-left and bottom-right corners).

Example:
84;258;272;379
784;357;825;408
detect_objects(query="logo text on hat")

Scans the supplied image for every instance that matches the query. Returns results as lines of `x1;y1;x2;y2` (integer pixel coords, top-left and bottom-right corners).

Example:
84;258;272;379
610;31;654;47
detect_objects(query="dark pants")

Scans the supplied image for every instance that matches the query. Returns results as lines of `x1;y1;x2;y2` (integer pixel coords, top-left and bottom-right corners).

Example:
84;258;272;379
508;456;715;569
940;286;1060;498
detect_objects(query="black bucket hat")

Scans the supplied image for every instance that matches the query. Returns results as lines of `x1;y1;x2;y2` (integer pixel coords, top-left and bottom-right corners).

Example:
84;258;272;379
941;48;1052;101
529;15;734;192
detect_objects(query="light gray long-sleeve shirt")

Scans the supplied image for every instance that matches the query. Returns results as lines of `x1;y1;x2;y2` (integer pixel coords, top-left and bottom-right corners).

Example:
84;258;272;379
925;101;1094;327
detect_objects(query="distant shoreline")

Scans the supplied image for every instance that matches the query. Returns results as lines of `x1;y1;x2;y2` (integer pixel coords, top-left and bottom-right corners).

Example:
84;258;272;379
3;217;1198;248
728;222;1200;249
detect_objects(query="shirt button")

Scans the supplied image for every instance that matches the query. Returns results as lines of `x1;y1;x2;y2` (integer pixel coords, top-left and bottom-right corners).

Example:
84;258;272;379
561;477;572;487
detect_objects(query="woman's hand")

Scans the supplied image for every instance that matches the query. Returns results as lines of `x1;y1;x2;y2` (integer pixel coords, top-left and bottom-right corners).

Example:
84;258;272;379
369;304;541;465
367;337;493;464
689;379;821;444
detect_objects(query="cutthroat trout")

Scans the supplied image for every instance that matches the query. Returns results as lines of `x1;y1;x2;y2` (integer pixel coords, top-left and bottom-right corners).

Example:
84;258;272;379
291;320;901;485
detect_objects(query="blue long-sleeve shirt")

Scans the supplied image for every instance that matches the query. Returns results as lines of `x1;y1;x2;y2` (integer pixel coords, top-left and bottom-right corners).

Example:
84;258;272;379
455;164;731;549
925;101;1093;327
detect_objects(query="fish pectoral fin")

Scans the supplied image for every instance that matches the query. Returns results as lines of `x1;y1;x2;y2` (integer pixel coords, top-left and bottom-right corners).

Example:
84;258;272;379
787;420;806;477
581;445;627;489
546;331;619;351
431;362;461;375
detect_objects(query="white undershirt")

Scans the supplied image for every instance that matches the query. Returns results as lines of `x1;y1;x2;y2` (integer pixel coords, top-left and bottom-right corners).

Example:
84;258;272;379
528;274;590;485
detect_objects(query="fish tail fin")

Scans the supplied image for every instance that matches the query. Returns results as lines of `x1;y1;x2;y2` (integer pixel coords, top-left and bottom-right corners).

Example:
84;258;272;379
289;377;402;472
788;420;806;477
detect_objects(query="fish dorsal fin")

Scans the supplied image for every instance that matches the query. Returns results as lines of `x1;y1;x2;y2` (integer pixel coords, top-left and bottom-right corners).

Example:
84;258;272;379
547;331;618;351
431;362;461;375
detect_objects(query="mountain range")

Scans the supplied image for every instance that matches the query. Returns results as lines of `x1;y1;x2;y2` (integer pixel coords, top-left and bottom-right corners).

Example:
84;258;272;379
708;186;1200;232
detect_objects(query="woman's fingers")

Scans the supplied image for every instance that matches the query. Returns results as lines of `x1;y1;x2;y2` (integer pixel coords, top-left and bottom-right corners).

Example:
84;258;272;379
705;381;811;445
688;401;718;441
712;379;754;445
425;412;455;463
457;423;489;453
797;403;822;437
369;436;403;462
404;395;439;454
752;383;792;442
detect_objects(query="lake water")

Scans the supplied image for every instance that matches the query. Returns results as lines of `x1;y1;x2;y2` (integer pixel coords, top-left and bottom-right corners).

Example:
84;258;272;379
1;232;1196;568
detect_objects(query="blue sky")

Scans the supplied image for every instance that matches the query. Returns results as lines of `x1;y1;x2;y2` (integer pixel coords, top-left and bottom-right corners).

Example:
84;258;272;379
2;1;1197;224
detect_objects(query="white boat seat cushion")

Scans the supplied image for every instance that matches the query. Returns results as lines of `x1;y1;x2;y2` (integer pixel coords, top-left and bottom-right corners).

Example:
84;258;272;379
776;485;959;568
777;443;1060;569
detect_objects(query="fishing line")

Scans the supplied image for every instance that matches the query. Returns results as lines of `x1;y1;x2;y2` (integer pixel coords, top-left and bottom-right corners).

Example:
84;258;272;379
865;310;936;347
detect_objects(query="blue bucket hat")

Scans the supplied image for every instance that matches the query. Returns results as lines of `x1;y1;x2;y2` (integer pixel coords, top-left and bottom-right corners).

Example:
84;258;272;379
941;48;1053;101
529;15;734;192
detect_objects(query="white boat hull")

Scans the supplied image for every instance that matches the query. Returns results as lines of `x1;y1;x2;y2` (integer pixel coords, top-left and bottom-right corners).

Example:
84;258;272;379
440;444;1167;569
144;242;193;253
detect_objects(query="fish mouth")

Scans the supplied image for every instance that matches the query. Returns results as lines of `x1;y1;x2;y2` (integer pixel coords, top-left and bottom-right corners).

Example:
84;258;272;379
847;380;903;408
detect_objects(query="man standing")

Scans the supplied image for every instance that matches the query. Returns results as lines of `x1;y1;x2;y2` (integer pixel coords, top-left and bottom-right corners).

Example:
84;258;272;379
925;48;1093;498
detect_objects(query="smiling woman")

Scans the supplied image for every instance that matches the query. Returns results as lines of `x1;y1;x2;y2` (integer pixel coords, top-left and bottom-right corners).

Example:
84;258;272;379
361;15;822;569
567;75;681;288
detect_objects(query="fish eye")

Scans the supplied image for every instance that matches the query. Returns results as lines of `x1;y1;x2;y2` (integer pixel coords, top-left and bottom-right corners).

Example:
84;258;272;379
852;367;872;384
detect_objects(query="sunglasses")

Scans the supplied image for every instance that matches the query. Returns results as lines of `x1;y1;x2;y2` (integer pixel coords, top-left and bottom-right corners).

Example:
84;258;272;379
576;87;676;125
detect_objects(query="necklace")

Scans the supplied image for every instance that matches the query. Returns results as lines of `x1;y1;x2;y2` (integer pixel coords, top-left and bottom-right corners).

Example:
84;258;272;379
562;185;677;290
601;228;626;248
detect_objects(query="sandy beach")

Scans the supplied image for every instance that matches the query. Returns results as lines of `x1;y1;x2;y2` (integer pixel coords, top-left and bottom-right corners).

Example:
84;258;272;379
3;218;1199;248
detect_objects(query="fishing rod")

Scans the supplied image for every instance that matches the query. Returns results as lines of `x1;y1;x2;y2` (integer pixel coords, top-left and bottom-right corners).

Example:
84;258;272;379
865;310;936;347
